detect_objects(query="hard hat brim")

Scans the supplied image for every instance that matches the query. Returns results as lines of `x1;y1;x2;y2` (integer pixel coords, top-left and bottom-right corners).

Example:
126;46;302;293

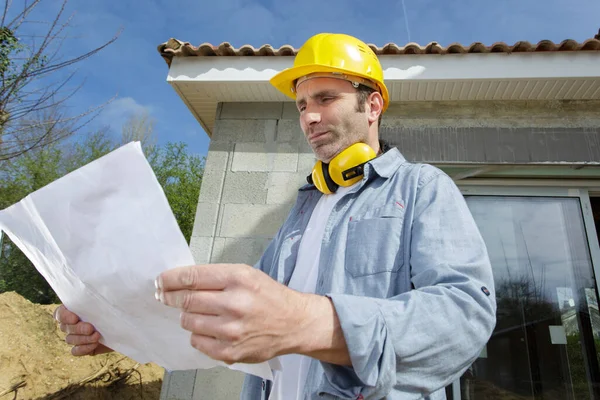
269;64;389;112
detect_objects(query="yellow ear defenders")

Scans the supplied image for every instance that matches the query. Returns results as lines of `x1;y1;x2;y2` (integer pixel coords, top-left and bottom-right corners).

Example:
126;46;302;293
307;142;377;195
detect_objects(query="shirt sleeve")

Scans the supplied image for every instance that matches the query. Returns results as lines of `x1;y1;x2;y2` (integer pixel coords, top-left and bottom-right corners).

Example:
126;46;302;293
322;172;497;398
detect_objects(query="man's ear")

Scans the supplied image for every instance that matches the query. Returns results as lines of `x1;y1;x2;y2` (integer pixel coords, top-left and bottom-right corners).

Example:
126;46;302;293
367;92;384;124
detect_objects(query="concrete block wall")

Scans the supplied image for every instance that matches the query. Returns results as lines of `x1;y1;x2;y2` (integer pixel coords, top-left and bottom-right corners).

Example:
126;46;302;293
190;103;314;268
380;100;600;164
381;100;600;129
161;102;315;400
162;98;600;400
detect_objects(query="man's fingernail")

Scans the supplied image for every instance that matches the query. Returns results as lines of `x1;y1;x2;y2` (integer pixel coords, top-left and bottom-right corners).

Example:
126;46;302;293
160;292;165;304
155;291;160;301
156;276;163;290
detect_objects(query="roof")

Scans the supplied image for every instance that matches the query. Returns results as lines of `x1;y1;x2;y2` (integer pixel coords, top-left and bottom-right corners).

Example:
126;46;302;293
158;35;600;138
158;37;600;67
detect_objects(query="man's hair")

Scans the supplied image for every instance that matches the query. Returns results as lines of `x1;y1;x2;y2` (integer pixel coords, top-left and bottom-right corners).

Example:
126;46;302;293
355;84;383;125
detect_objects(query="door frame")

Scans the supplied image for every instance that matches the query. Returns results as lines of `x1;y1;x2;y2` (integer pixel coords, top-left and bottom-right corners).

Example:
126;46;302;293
447;182;600;400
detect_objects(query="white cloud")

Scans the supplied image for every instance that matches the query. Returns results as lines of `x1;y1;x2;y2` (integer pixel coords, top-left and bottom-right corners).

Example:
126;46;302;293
99;97;154;133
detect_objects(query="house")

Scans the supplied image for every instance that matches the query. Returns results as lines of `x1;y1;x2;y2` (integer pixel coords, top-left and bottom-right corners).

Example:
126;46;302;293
156;35;600;400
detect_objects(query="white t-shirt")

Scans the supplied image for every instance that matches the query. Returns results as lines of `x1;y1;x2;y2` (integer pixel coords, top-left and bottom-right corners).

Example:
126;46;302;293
269;184;356;400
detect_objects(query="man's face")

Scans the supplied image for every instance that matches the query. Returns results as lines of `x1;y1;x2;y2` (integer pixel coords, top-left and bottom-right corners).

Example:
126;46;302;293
295;77;370;163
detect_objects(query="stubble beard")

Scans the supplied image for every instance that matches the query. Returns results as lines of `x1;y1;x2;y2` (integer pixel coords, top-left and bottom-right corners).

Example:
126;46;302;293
309;130;344;163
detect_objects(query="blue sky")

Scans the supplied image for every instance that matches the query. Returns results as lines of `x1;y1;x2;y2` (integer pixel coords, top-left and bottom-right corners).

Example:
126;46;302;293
11;0;600;159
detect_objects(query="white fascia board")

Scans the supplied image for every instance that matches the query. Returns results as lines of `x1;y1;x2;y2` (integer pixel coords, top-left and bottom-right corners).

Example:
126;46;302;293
167;52;600;83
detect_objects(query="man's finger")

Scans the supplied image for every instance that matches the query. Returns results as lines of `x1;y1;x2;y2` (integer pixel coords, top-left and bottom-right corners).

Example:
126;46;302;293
54;305;80;325
189;333;234;364
71;343;100;356
157;264;236;292
59;321;96;335
180;312;224;338
65;332;101;346
160;289;224;314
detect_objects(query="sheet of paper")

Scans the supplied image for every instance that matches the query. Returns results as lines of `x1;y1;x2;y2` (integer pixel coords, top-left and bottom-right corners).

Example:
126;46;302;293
0;141;275;380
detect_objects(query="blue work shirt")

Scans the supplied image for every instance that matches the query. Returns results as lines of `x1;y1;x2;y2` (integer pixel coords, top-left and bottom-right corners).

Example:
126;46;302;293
240;147;497;399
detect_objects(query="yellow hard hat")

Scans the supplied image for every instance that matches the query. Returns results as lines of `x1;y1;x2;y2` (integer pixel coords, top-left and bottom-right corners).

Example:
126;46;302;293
269;33;390;113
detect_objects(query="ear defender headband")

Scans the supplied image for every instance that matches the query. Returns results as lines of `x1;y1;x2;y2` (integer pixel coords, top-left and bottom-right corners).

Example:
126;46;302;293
307;142;378;195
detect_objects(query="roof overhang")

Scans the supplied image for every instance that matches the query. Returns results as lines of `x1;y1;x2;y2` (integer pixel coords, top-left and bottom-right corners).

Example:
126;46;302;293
165;51;600;136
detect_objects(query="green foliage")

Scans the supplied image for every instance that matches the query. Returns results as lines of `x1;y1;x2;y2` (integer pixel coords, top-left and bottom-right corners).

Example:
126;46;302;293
0;127;204;304
0;27;21;75
151;142;204;242
0;240;59;303
0;25;48;110
566;333;594;399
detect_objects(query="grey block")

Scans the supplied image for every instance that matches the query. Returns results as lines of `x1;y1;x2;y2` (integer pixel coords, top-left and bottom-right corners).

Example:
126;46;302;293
221;171;269;204
189;236;214;264
213;119;277;143
209;237;227;263
276;119;304;143
267;172;307;205
282;102;300;119
231;143;299;172
220;102;283;120
193;203;220;237
160;369;197;400
298;137;313;153
197;142;231;204
220;204;291;238
192;367;245;400
212;237;274;265
298;153;317;175
159;371;171;400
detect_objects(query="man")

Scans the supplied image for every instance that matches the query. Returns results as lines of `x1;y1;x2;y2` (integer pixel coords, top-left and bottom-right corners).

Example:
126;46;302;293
55;33;496;399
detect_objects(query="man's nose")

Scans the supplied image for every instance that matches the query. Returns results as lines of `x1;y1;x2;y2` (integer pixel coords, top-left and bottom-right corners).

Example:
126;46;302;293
303;111;321;126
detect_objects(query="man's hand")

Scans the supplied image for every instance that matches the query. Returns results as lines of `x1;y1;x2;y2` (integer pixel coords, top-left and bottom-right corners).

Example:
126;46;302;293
155;263;351;366
54;305;113;356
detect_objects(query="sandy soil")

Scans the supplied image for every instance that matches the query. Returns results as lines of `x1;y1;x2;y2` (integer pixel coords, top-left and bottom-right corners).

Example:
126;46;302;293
0;291;164;399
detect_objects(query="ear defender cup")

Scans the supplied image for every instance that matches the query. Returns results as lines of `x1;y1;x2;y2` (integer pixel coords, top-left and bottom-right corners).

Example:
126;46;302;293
306;142;377;195
307;160;339;195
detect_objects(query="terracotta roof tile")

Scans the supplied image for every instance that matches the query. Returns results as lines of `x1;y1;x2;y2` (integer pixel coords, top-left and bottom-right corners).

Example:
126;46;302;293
157;37;600;66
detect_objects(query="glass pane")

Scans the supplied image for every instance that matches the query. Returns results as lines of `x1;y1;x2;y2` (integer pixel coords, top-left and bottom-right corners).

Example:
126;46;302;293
461;196;600;400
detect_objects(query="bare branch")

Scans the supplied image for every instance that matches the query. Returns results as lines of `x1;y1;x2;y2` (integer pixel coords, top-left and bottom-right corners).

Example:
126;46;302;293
5;0;42;31
1;0;11;28
6;70;81;121
0;0;120;160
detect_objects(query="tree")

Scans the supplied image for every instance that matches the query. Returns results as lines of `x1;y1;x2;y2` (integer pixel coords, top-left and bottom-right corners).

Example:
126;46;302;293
151;142;204;242
121;109;158;161
0;112;205;304
0;0;120;162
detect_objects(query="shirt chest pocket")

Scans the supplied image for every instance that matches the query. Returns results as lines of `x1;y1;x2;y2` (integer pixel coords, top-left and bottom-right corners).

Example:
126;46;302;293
344;203;406;278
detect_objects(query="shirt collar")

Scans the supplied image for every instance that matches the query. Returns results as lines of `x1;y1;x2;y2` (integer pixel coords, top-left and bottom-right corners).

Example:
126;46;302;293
364;146;406;179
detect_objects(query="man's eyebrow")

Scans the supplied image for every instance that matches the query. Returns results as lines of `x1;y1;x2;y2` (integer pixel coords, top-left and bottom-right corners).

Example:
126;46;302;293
296;90;338;107
312;90;338;98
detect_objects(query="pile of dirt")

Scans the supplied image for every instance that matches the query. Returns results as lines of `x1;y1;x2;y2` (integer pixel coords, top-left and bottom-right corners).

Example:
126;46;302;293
0;291;165;399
